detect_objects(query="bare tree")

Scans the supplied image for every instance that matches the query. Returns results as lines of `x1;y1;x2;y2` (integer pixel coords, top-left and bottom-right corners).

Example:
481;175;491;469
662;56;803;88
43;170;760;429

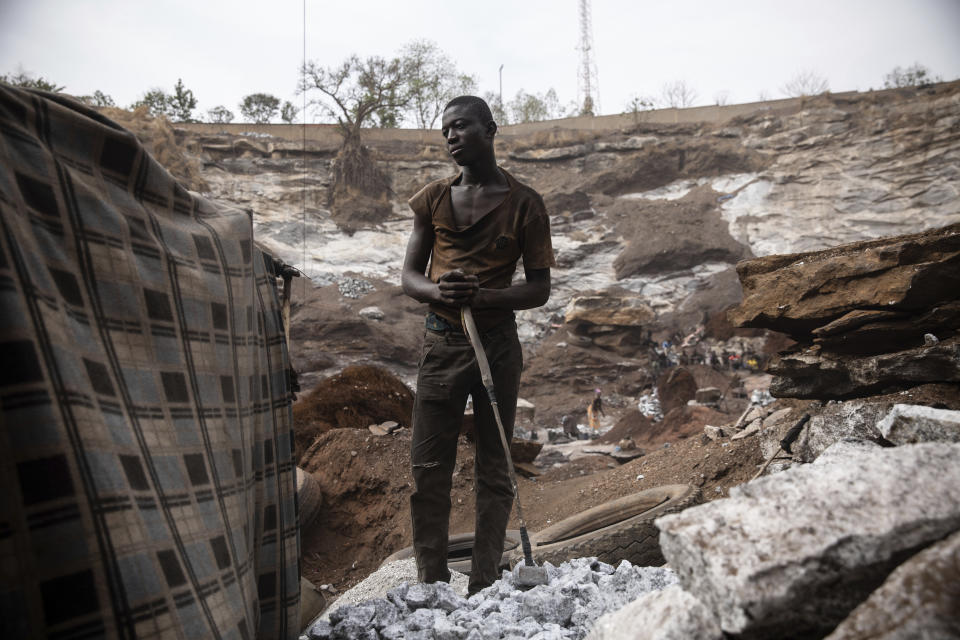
299;54;408;206
714;90;730;106
624;94;654;114
781;70;829;97
661;80;697;108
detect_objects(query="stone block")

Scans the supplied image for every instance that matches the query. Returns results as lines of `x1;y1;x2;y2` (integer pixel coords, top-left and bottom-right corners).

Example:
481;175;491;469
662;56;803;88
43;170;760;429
585;585;722;640
656;442;960;639
731;418;762;440
877;403;960;445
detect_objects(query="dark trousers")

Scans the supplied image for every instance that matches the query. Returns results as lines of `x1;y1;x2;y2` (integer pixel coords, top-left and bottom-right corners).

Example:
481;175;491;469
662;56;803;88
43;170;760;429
410;319;522;594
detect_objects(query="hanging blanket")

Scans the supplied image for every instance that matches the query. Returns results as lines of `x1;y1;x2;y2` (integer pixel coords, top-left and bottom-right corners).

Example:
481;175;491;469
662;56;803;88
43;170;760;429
0;84;300;639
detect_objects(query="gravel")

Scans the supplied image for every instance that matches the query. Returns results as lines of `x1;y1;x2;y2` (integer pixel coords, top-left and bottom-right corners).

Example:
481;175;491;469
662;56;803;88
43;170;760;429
302;558;677;640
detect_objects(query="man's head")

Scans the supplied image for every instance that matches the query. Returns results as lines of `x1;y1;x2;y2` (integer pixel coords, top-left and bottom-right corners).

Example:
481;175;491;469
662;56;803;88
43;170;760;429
441;95;497;167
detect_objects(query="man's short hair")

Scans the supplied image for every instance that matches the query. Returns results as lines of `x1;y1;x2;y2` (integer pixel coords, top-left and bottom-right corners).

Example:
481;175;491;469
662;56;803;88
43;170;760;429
444;95;494;125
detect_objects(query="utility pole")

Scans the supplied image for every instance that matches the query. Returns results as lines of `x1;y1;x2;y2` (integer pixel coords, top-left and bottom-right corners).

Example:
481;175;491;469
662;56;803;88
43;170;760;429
577;0;599;116
499;64;504;121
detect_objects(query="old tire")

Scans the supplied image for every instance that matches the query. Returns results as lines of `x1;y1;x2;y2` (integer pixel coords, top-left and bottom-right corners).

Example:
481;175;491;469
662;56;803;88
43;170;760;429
515;484;701;568
380;530;522;576
296;467;323;531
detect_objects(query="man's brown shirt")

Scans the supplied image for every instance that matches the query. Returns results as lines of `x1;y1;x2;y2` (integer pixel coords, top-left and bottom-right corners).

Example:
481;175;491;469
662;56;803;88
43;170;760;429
408;168;556;329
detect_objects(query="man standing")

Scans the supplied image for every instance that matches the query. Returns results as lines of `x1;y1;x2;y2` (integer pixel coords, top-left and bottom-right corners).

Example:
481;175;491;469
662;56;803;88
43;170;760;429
401;96;555;594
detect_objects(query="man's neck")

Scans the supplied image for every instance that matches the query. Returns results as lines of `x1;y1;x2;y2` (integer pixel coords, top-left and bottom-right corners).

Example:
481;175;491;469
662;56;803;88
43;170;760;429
459;158;504;187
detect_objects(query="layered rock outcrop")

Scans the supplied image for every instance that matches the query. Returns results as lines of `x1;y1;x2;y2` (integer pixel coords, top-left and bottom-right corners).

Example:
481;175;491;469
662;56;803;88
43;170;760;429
730;222;960;398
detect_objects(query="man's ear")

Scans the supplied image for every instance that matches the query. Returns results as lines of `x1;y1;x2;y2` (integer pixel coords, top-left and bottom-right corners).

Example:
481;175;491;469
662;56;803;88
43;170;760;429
485;120;498;137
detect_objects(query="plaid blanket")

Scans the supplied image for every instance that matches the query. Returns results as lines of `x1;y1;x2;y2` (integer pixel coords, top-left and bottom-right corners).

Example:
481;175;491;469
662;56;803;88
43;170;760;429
0;85;300;639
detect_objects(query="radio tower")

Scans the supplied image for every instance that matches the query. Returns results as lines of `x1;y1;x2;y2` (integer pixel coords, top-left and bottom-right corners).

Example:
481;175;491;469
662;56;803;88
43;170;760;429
577;0;599;116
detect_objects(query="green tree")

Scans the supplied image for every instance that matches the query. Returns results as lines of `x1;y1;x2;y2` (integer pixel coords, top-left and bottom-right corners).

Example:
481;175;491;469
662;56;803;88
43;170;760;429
1;70;64;92
507;88;563;123
482;91;508;125
168;78;198;122
399;40;478;129
280;100;299;123
207;105;234;123
299;54;408;198
239;93;280;123
129;88;172;117
78;90;116;107
883;63;942;88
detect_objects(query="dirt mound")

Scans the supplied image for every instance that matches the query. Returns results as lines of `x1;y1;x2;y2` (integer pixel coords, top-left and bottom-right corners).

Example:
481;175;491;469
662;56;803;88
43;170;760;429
293;365;414;462
329;190;395;233
299;428;415;591
634;405;732;448
100;106;208;191
599;409;653;444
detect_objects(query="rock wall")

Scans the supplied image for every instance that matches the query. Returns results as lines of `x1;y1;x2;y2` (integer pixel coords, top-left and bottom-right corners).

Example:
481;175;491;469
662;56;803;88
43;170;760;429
177;81;960;386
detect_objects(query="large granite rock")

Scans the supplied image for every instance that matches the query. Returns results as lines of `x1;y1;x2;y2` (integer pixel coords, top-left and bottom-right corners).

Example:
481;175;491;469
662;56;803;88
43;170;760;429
877;403;960;445
585;585;722;640
656;442;960;639
825;529;960;640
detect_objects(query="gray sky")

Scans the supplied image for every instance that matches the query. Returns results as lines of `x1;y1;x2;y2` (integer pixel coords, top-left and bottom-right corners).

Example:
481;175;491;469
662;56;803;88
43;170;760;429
2;0;959;124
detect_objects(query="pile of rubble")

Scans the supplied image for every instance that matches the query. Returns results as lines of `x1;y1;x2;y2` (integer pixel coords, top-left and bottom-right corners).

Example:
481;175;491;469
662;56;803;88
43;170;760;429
304;559;678;640
729;222;960;399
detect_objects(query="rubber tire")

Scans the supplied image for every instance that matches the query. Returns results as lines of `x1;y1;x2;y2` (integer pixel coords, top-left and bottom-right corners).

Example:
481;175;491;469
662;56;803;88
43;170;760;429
296;467;323;531
513;484;701;568
380;530;522;576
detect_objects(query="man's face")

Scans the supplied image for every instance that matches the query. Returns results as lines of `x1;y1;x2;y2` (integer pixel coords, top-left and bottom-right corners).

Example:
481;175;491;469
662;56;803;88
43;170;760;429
441;105;492;166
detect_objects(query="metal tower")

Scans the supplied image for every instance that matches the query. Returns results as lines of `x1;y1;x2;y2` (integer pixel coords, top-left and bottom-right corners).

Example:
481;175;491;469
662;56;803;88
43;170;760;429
577;0;599;116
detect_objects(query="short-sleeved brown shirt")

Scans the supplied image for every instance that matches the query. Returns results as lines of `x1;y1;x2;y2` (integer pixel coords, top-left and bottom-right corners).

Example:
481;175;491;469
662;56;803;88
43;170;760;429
408;168;556;330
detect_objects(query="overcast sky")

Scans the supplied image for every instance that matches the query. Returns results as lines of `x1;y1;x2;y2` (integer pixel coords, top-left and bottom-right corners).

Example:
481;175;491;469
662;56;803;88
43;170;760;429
2;0;959;125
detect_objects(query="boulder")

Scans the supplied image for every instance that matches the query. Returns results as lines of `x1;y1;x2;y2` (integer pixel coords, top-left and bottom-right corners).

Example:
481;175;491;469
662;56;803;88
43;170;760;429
694;387;722;405
657;368;698;415
877;404;960;445
585;585;722;640
703;425;726;442
565;295;656;327
728;222;960;339
825;530;960;640
656;442;960;639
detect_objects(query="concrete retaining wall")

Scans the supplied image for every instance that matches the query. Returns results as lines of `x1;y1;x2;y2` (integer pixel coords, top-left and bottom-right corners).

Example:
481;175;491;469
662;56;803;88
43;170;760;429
174;89;894;145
